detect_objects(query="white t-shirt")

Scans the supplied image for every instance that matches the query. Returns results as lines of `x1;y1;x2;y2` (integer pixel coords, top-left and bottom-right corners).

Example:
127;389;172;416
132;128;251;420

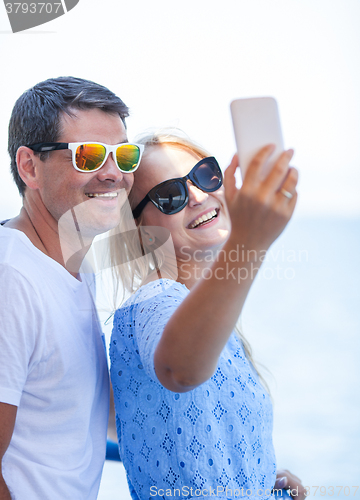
0;225;109;499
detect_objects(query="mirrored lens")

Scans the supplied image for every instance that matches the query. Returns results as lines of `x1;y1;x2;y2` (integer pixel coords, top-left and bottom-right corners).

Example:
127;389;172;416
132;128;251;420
116;144;141;172
75;144;106;171
193;161;222;191
154;181;187;213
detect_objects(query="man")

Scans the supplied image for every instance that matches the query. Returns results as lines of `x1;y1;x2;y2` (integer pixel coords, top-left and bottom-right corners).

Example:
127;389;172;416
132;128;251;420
0;76;142;499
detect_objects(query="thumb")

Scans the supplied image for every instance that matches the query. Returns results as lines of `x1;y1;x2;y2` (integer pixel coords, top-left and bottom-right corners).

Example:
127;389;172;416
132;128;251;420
223;154;239;203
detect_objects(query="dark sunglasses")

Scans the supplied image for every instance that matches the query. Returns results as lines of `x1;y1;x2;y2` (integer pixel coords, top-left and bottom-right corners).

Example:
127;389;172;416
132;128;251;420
132;156;223;218
26;142;144;173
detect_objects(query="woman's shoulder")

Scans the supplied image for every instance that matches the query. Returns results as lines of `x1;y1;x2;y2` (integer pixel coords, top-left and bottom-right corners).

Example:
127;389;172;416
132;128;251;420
122;278;188;305
114;279;189;321
111;279;190;382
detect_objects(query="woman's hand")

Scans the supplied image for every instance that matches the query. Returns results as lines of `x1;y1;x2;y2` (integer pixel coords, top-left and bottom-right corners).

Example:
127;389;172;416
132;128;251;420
275;469;306;500
224;145;298;254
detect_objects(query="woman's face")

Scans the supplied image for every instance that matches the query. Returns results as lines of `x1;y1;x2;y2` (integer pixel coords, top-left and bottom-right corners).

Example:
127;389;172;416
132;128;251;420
131;144;231;262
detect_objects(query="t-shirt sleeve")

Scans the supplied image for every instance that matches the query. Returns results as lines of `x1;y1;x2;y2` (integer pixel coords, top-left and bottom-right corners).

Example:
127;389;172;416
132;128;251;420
133;281;188;382
0;265;40;406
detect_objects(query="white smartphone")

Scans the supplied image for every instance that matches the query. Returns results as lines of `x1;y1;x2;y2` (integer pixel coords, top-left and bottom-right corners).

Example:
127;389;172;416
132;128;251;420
230;97;284;179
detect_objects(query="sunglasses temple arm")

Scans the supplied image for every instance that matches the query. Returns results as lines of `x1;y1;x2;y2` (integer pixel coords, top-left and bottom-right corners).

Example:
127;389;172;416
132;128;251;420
27;142;69;152
132;196;150;219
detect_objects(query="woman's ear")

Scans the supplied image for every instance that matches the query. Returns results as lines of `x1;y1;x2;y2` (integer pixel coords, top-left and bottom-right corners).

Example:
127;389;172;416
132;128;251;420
16;147;41;191
140;226;157;247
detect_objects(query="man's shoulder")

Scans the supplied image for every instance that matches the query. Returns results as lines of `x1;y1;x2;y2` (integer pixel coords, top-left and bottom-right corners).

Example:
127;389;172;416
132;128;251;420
1;224;26;250
0;226;52;280
1;225;36;257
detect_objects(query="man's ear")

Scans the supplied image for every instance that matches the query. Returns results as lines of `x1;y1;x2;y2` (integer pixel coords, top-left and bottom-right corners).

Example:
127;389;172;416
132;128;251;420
16;147;41;190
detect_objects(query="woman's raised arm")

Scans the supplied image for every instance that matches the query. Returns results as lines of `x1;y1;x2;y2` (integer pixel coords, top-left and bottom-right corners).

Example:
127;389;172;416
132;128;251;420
154;145;298;392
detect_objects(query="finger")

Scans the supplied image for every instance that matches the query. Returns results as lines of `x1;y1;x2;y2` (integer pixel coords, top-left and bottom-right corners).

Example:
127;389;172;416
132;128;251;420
223;154;239;202
288;472;302;483
286;476;306;500
287;475;303;487
276;469;303;488
280;167;299;194
244;144;276;185
277;167;299;202
224;154;238;177
297;484;307;500
277;189;298;217
264;149;294;191
290;483;306;500
274;476;288;489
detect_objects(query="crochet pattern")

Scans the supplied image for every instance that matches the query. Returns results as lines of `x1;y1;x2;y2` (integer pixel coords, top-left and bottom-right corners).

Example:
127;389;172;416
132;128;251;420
110;280;276;500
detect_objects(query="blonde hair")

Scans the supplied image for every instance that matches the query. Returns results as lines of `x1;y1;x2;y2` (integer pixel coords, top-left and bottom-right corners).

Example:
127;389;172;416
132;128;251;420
109;129;270;392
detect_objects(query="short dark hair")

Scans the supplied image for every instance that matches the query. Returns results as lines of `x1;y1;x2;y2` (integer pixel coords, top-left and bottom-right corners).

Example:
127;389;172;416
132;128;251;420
8;76;130;196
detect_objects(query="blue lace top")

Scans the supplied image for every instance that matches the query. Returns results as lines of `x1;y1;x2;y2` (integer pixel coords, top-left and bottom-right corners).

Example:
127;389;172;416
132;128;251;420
110;279;277;500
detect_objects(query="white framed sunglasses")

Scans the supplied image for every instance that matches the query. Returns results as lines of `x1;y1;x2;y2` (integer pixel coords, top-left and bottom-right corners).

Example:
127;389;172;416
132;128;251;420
26;141;144;173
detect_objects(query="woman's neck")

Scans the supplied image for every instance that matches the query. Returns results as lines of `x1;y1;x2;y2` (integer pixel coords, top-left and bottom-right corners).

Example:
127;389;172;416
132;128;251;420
141;246;223;291
176;252;219;290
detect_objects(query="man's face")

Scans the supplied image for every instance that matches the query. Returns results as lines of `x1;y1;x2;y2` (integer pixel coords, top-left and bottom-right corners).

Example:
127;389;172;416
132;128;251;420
34;108;133;239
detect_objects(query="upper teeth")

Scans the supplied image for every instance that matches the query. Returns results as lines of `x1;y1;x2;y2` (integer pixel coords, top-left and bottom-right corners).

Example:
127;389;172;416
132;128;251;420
190;209;217;229
86;193;118;198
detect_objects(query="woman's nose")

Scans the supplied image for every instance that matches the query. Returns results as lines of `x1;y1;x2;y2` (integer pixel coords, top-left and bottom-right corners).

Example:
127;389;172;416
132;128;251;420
187;182;208;207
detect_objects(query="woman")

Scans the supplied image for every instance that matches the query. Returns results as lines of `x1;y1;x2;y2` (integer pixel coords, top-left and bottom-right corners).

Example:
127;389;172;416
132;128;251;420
109;132;303;499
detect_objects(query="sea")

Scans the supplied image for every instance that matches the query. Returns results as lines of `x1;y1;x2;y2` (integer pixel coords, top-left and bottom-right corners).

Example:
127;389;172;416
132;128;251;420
97;216;360;499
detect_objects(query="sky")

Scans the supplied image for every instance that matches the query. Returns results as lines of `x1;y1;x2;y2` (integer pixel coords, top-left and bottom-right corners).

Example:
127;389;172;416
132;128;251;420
0;0;359;221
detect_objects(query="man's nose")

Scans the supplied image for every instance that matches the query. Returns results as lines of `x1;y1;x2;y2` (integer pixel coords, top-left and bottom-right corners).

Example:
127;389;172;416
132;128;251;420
96;152;124;182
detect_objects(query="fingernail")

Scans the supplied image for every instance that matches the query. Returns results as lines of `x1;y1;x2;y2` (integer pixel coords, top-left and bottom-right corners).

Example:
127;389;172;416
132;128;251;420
278;477;287;488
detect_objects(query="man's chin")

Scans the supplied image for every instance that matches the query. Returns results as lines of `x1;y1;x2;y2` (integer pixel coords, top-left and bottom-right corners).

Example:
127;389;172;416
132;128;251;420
58;203;121;266
80;214;121;239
